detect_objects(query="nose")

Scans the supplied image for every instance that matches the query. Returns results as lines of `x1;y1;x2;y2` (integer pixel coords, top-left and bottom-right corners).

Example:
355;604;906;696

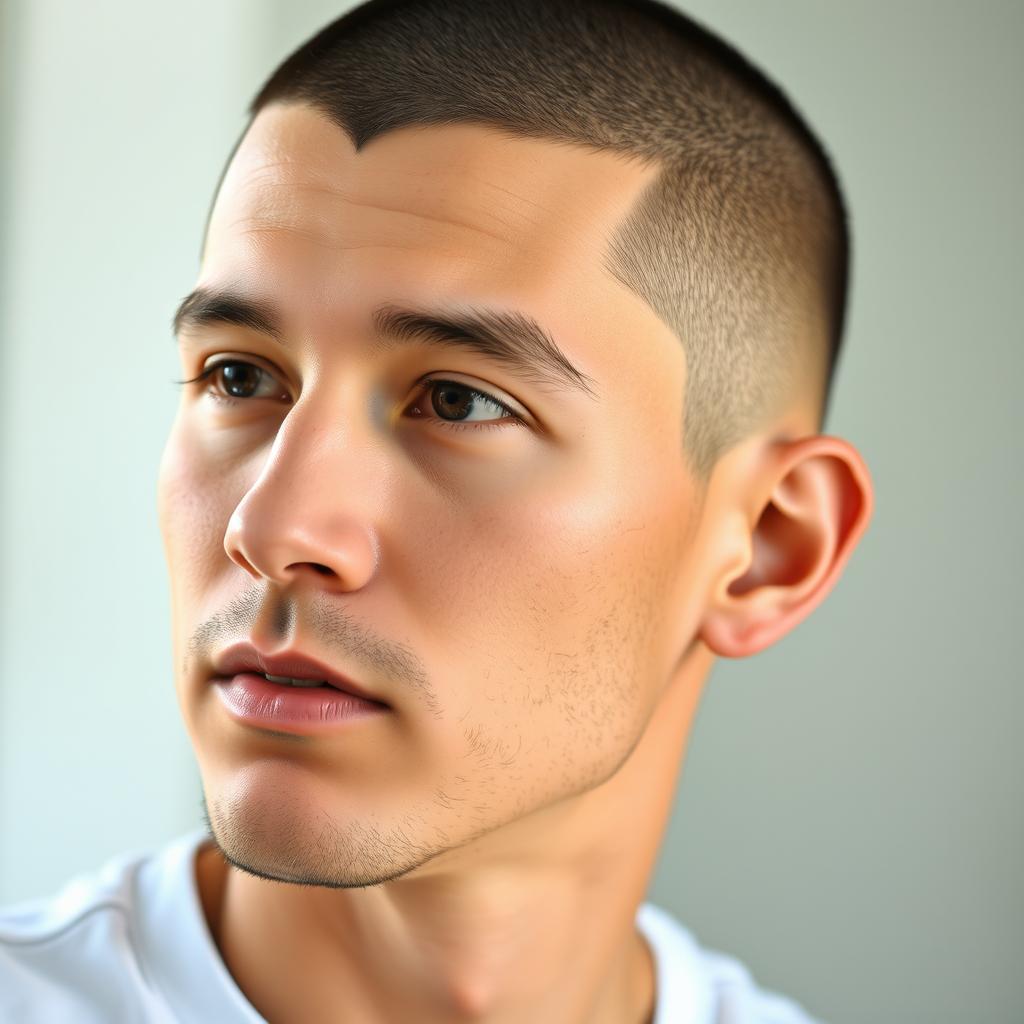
223;403;381;593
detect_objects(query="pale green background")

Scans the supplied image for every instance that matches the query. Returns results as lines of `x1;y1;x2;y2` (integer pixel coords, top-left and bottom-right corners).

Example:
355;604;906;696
1;2;1021;1022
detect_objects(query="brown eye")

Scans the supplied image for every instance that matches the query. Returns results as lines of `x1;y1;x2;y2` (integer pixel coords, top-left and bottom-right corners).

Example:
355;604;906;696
219;362;268;399
431;381;487;421
180;359;289;404
413;378;521;429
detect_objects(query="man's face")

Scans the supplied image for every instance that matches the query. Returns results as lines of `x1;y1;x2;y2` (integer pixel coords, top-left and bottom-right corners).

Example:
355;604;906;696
158;103;709;885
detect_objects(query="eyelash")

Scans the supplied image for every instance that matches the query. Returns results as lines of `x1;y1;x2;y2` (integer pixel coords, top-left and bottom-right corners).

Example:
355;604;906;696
172;359;526;434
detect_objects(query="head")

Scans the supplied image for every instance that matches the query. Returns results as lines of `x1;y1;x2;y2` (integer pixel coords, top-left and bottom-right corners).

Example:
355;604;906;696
158;0;871;887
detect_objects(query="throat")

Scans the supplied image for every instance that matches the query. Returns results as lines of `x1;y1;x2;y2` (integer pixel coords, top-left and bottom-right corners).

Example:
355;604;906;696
195;842;229;950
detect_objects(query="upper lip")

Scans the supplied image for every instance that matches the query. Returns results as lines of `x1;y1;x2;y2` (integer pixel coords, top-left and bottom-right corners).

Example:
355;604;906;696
212;642;388;706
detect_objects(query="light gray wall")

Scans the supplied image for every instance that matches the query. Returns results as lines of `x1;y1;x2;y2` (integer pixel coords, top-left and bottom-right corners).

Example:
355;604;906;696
1;3;1020;1023
0;0;269;895
648;6;1023;1024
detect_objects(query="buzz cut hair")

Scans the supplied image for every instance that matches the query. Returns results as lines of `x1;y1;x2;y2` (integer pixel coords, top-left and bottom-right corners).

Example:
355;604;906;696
233;0;849;484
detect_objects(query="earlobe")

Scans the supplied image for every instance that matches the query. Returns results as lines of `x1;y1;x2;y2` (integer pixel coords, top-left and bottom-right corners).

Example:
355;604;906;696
699;435;874;659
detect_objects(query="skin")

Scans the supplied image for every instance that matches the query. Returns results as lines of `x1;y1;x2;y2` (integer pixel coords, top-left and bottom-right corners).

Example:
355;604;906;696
158;101;874;1024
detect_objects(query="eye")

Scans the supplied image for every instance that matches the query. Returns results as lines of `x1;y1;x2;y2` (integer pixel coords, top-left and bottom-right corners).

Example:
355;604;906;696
407;377;526;433
173;361;527;433
175;358;289;405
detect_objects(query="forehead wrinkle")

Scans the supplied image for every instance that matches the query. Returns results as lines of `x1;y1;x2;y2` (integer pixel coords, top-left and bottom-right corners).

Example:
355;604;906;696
331;191;525;246
452;173;562;222
235;176;535;251
229;155;612;257
226;196;612;278
306;167;551;232
236;223;476;262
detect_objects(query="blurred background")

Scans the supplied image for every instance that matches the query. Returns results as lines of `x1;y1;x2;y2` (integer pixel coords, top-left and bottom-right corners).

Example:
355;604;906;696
1;1;1021;1021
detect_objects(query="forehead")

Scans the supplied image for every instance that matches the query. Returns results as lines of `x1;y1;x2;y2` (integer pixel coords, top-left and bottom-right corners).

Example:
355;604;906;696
206;102;654;283
202;104;676;373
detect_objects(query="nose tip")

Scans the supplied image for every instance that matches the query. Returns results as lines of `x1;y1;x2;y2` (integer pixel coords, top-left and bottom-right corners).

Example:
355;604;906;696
223;498;379;593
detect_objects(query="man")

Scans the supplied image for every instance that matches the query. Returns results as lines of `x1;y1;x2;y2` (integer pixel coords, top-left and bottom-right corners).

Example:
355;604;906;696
0;0;872;1020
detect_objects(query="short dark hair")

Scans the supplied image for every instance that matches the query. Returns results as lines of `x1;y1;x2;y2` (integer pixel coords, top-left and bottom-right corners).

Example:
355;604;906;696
232;0;849;484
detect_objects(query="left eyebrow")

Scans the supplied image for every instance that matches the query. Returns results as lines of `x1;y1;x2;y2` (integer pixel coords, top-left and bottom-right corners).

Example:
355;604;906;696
172;287;600;401
370;305;599;401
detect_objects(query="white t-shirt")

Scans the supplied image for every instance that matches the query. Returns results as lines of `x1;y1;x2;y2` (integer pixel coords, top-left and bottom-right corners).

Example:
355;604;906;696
0;829;824;1023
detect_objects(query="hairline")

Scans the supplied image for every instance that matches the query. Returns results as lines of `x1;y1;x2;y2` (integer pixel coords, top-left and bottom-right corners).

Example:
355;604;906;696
200;103;679;338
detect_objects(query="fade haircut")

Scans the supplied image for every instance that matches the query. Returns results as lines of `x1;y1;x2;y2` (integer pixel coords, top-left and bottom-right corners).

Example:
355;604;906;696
228;0;849;484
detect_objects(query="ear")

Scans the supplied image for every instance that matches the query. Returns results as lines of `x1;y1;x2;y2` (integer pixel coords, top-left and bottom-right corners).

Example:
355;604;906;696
698;435;874;658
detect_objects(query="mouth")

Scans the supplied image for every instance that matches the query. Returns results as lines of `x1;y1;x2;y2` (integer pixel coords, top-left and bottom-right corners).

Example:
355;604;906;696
258;672;340;689
211;671;390;736
209;638;385;704
211;642;389;707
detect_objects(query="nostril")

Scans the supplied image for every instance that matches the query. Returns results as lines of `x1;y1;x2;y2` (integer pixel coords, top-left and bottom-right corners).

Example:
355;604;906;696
228;549;261;580
267;561;340;584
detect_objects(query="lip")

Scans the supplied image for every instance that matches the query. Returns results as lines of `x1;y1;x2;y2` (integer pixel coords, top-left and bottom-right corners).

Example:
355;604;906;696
212;642;388;707
212;673;388;736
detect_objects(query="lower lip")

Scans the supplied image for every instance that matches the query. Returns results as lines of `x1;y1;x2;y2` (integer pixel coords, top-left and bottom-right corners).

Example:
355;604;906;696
212;673;389;736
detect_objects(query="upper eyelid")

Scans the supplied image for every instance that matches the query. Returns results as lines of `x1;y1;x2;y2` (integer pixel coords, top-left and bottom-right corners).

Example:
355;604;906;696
417;375;519;417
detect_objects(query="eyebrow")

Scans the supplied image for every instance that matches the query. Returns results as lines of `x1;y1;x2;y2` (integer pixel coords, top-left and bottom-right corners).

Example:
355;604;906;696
172;287;599;401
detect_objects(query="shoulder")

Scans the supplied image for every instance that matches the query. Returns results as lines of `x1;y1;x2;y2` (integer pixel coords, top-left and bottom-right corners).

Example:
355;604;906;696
637;902;826;1024
0;835;200;1024
699;944;824;1024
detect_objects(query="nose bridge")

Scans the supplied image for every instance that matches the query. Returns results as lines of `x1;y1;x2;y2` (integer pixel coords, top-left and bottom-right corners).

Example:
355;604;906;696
224;397;381;587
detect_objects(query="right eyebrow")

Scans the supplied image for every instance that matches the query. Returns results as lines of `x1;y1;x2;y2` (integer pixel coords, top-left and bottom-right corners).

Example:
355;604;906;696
172;288;282;343
171;287;601;401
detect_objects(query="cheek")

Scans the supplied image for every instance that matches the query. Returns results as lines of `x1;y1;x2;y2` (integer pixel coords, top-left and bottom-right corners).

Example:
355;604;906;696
157;423;236;604
399;439;683;718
